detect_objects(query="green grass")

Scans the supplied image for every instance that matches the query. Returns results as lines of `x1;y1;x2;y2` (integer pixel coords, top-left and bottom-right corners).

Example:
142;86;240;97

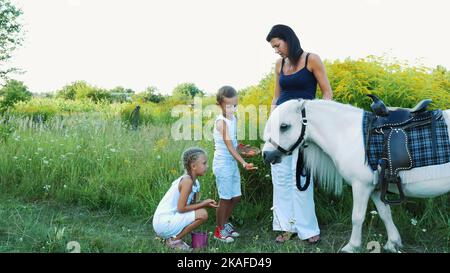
0;195;447;253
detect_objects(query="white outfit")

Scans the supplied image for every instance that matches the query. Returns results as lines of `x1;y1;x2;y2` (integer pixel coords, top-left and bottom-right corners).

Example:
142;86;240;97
271;150;320;240
152;175;200;239
212;114;241;200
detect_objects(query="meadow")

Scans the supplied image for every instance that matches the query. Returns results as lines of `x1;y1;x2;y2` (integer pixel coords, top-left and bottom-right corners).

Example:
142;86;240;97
0;57;449;252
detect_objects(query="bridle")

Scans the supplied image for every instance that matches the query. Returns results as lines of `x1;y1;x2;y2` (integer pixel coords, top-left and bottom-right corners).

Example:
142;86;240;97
267;102;311;191
268;107;308;156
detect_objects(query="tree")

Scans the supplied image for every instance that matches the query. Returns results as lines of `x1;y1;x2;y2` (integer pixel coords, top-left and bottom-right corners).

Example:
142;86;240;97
55;81;112;103
56;81;89;100
0;79;31;112
109;86;134;103
135;86;165;103
0;0;24;81
172;83;204;99
109;86;135;94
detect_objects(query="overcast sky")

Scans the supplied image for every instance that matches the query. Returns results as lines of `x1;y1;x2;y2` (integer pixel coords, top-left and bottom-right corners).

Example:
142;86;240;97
7;0;450;94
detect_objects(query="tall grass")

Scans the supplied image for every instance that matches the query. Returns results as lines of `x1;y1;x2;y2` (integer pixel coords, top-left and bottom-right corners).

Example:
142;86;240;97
0;115;272;218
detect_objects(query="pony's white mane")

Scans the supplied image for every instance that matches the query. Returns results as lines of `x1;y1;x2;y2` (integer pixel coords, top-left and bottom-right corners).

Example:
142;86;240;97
302;141;344;196
298;100;355;196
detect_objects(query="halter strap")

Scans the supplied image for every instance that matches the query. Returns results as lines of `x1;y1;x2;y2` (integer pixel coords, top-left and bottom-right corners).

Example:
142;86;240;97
268;107;307;155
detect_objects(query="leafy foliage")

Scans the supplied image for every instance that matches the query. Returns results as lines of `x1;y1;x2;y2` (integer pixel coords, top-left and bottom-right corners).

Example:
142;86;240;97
0;79;31;112
0;0;24;80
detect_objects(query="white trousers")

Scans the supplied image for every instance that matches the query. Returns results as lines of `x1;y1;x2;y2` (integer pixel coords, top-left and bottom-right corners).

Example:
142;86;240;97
271;151;320;239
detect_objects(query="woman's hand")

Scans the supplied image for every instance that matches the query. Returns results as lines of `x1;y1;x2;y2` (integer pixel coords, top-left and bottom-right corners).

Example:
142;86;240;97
201;199;218;208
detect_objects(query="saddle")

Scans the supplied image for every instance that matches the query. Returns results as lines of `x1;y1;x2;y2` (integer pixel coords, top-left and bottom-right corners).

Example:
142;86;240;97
365;95;442;205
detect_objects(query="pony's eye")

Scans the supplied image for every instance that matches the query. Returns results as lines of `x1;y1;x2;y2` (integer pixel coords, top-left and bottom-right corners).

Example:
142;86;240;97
280;123;290;131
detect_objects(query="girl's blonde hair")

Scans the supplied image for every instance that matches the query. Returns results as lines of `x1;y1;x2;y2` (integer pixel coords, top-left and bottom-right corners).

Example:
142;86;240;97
182;147;207;175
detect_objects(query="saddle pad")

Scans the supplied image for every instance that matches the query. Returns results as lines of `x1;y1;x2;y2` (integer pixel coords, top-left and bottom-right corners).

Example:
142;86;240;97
363;111;450;170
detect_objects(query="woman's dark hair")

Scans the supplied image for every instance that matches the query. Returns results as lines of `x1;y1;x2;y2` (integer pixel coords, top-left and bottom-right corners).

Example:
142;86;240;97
216;85;237;105
266;24;303;66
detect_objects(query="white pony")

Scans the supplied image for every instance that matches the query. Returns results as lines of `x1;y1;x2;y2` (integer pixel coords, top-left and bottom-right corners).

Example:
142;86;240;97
262;99;450;253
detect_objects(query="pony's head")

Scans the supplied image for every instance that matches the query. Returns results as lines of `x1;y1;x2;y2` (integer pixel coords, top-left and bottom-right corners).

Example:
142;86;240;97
262;99;307;164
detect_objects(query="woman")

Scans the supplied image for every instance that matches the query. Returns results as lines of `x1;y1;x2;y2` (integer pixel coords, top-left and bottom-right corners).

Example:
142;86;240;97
266;24;333;244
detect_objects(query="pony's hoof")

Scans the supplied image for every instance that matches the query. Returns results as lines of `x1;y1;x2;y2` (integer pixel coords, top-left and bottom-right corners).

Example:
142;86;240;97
384;240;403;253
340;243;357;253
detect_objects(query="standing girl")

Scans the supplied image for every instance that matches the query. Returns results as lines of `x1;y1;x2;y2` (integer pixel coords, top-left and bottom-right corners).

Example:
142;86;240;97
212;86;257;243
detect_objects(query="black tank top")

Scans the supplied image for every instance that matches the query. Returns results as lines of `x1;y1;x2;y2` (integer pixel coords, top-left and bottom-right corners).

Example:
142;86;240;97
276;53;317;105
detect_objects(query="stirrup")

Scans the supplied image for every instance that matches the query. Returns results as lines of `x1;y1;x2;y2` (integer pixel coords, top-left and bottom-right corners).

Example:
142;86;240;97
380;176;405;205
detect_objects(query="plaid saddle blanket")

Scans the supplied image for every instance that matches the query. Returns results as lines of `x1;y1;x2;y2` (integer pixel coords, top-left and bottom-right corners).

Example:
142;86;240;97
363;111;450;171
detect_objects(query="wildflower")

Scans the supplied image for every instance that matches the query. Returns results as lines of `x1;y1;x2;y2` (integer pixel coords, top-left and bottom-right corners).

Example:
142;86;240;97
43;160;49;165
270;206;275;211
170;168;177;174
19;237;23;242
110;148;117;153
37;147;43;152
156;155;161;160
265;174;270;178
43;185;51;191
370;210;378;215
289;218;296;224
13;156;18;160
410;218;418;226
422;229;427;233
63;185;67;189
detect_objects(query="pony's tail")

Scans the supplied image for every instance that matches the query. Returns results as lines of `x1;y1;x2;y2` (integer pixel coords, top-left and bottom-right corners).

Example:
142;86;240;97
302;142;344;196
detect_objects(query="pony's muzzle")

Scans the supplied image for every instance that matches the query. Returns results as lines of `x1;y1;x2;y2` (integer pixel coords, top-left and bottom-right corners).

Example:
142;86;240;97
263;150;283;165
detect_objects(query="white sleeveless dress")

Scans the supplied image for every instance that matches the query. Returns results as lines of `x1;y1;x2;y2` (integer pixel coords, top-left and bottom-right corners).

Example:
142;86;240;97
152;175;200;239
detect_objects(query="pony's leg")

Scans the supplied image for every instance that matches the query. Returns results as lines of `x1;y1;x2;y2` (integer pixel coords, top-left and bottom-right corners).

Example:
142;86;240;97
370;191;403;252
341;182;373;253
